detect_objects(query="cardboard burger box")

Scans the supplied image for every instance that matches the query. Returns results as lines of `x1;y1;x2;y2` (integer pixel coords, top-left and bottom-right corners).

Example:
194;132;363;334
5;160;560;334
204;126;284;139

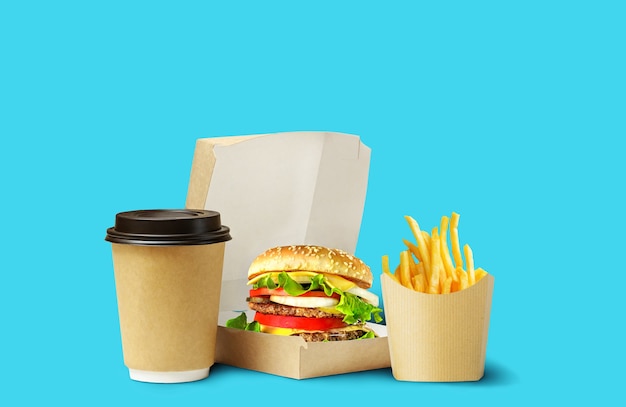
185;131;391;379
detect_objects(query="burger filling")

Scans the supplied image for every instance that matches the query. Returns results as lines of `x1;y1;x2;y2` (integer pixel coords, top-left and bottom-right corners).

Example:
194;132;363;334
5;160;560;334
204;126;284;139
234;271;382;341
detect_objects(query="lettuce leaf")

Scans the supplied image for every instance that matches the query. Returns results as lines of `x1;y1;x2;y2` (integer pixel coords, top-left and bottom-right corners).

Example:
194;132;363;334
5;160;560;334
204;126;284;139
225;312;260;332
253;274;277;290
358;330;376;340
335;291;383;325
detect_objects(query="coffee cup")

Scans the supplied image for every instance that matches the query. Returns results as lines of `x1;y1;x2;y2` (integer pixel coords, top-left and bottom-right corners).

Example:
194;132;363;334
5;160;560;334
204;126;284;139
105;209;231;383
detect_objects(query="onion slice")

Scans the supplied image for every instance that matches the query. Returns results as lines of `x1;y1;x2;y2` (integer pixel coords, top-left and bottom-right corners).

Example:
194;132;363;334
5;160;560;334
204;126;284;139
270;295;339;308
346;286;379;307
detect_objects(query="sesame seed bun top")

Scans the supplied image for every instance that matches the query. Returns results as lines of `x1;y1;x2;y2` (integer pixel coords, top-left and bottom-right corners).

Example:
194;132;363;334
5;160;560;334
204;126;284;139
248;245;373;289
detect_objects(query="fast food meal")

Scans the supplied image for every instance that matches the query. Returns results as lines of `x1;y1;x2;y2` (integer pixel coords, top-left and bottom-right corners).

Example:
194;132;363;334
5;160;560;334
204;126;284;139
382;212;488;294
226;245;382;341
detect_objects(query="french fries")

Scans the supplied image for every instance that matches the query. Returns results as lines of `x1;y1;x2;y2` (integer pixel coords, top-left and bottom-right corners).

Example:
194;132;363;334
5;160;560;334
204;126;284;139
383;213;488;294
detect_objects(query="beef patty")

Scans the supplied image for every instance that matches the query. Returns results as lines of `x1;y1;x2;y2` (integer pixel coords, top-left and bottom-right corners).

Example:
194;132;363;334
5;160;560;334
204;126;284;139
248;301;344;319
295;329;370;342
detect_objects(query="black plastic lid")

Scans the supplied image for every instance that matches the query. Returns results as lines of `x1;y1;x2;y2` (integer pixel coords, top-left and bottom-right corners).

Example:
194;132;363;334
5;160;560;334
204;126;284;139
105;209;232;246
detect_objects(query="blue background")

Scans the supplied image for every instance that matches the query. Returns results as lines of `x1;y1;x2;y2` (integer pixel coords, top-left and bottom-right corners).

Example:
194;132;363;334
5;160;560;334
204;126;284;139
1;1;624;405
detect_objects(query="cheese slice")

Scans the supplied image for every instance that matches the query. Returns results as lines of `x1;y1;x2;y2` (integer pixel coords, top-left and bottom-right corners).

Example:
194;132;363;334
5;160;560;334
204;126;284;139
259;323;370;336
318;306;344;315
323;274;356;292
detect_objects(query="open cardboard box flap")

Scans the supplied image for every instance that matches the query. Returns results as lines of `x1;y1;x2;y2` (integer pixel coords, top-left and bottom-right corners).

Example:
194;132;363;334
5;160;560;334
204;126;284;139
185;131;390;379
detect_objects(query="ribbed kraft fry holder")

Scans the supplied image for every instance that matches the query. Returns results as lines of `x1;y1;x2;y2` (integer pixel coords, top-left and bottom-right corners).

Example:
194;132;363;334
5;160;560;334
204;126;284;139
381;273;494;382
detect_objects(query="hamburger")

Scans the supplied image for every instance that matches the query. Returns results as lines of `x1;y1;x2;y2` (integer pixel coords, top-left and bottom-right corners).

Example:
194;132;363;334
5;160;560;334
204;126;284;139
227;245;382;341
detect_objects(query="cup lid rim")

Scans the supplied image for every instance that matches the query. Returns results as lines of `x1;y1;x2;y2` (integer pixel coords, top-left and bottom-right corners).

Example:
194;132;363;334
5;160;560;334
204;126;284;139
105;209;232;246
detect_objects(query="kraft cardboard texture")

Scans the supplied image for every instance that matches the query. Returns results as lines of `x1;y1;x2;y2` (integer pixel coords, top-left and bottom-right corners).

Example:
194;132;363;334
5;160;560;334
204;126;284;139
112;242;226;372
215;319;390;379
381;272;494;382
185;131;390;379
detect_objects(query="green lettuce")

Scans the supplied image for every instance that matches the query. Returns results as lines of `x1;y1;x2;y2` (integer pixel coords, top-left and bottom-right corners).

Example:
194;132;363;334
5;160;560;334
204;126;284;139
358;330;376;340
253;274;277;290
225;312;260;332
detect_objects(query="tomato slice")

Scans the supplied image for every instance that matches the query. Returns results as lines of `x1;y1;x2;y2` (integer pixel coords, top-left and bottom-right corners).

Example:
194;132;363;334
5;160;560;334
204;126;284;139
249;287;339;299
254;313;348;331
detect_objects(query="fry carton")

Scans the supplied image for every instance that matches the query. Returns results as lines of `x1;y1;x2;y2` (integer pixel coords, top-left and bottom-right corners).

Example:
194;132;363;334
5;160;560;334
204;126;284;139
381;272;494;382
185;131;390;379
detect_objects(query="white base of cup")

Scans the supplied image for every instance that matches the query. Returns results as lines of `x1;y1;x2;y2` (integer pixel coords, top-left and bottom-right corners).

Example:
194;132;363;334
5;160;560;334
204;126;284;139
129;368;210;383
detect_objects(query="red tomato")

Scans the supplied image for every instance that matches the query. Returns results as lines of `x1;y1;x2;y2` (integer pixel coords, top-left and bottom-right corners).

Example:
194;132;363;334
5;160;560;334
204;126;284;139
253;313;348;330
249;287;339;299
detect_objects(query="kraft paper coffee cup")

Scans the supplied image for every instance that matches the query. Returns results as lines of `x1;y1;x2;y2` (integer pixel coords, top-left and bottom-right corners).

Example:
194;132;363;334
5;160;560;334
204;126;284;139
381;272;494;382
105;209;231;383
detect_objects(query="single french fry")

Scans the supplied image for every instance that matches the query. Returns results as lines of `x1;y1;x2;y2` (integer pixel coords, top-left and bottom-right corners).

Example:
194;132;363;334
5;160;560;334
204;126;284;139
433;225;448;292
450;278;461;293
421;231;431;253
405;216;431;278
382;254;391;275
464;244;475;286
399;250;413;290
428;229;442;294
412;273;427;293
439;264;448;293
416;262;426;280
408;254;419;286
382;255;400;283
411;275;419;292
393;265;401;282
403;239;422;263
475;267;488;282
433;227;445;292
439;215;456;282
442;276;452;294
459;269;469;290
450;212;463;270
